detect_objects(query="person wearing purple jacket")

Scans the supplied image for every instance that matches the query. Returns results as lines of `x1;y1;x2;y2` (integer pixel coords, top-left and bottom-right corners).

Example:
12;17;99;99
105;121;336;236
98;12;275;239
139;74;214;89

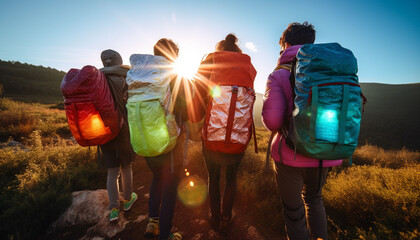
262;22;342;240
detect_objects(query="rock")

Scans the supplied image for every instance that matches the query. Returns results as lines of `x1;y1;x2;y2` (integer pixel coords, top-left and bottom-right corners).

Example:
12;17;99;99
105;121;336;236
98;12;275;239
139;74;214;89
47;189;130;239
208;230;218;238
0;140;28;151
247;226;264;240
134;215;147;223
198;219;206;225
190;233;203;240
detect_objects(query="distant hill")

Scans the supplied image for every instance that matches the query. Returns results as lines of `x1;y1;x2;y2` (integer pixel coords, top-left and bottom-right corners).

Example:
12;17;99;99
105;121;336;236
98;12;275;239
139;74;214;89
254;83;420;151
0;60;65;104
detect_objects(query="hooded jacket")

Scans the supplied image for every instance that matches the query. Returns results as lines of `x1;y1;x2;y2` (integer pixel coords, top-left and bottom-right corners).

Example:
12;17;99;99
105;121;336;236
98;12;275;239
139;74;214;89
262;45;342;168
99;50;132;157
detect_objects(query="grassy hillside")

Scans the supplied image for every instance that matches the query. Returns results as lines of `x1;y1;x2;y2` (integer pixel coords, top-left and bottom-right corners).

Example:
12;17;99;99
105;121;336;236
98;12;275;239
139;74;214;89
0;98;419;239
0;60;65;104
358;83;420;151
254;83;420;151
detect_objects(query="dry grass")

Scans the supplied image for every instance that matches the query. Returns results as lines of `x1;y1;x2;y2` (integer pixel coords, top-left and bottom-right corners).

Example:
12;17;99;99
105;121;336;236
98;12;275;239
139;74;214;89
0;98;69;141
1;98;419;239
324;165;420;239
353;143;420;168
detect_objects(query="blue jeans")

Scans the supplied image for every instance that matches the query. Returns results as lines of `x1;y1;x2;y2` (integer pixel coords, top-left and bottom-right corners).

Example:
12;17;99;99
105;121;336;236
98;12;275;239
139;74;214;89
145;133;184;240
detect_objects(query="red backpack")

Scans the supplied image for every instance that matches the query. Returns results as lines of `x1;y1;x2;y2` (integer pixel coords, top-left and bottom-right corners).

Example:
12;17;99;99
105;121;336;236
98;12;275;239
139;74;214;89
202;51;258;154
61;65;122;146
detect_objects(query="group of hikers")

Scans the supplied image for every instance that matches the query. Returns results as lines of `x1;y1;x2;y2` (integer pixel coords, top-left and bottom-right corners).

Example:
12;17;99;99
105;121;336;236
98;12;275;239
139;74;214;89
61;21;363;240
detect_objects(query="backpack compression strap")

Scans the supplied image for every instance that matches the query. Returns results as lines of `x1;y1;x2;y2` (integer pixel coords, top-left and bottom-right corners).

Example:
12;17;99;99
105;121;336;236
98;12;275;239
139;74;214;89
224;85;239;146
71;103;85;141
252;120;258;154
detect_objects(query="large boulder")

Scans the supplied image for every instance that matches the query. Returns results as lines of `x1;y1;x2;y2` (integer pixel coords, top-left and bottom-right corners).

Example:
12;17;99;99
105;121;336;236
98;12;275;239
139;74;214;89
47;189;130;239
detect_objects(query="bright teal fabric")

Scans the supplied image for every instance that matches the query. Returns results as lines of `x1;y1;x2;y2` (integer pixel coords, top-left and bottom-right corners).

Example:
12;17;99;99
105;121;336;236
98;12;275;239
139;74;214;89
290;43;362;159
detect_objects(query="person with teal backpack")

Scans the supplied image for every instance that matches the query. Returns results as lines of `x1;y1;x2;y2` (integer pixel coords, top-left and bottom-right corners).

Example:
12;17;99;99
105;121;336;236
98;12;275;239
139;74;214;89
126;38;190;240
262;22;365;240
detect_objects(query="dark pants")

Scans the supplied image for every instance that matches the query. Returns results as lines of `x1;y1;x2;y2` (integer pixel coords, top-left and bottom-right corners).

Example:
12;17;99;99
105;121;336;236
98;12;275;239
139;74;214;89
202;145;244;223
145;133;184;240
276;163;330;240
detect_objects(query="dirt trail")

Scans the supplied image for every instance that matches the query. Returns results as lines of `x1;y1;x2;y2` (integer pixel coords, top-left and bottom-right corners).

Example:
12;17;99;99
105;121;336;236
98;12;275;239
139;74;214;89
110;149;286;240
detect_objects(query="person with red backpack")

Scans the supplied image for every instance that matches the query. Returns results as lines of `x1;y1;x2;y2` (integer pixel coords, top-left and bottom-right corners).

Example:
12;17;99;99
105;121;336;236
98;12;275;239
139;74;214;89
192;34;257;232
262;22;343;240
99;49;137;222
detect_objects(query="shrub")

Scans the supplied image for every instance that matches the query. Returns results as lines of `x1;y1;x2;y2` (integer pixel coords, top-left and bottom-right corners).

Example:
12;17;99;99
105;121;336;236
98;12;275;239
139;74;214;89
353;144;420;168
324;165;420;239
0;143;106;239
0;98;69;141
0;98;35;138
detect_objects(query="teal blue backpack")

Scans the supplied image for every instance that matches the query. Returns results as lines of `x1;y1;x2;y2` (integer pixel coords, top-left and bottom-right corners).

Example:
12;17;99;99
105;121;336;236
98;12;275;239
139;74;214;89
282;43;366;160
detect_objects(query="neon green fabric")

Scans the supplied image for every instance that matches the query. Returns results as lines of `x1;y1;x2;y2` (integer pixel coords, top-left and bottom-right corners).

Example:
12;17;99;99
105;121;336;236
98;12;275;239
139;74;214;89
127;100;177;157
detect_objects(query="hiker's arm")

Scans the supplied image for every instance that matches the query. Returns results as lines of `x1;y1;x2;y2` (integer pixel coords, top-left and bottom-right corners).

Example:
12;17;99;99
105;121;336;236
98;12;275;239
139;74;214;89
262;72;288;131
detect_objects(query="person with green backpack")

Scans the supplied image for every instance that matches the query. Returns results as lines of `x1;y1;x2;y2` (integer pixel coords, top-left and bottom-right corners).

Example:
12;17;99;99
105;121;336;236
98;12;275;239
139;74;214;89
126;38;190;240
262;22;364;240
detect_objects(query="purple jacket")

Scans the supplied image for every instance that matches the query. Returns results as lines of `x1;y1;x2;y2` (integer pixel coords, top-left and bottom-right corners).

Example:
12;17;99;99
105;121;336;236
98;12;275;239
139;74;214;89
262;45;342;168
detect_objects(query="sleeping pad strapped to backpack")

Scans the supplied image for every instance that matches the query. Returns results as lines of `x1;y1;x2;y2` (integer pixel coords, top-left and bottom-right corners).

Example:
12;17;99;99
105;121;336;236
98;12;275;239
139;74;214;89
284;43;366;160
61;65;122;146
125;54;179;157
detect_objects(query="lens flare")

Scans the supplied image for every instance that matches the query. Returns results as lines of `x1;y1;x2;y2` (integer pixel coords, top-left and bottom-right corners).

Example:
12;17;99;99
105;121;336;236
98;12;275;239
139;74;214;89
177;175;207;208
211;86;221;98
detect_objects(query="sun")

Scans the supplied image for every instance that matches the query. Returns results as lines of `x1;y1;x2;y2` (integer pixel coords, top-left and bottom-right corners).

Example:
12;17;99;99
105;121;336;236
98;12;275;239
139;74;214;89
173;51;201;80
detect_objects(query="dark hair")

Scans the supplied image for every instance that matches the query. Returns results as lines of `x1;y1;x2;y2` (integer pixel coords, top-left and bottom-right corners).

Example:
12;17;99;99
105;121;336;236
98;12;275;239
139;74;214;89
153;38;179;62
279;22;316;49
216;33;242;53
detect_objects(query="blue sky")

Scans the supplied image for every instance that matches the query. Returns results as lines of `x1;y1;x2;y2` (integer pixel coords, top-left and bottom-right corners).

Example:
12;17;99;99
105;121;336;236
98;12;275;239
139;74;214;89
1;0;419;94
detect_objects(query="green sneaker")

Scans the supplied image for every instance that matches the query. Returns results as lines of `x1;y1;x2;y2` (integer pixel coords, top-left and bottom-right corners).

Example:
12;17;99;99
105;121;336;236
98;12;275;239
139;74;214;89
123;192;138;211
109;208;119;222
168;232;183;240
144;218;160;238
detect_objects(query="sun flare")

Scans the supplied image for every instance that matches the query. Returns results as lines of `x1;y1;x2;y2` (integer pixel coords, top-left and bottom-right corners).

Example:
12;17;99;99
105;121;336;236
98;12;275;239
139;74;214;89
173;51;201;80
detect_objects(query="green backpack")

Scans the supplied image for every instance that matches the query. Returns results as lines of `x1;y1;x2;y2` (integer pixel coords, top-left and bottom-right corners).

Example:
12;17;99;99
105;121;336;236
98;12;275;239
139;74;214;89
283;43;366;160
125;54;179;157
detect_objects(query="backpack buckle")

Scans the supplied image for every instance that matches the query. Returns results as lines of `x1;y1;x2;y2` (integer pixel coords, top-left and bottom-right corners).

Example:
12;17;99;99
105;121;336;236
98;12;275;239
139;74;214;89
232;85;238;93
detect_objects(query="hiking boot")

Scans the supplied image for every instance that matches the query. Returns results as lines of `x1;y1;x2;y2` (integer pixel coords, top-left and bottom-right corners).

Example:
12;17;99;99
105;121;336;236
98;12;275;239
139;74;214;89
123;192;138;211
109;208;119;222
220;210;236;233
168;232;183;240
144;218;159;238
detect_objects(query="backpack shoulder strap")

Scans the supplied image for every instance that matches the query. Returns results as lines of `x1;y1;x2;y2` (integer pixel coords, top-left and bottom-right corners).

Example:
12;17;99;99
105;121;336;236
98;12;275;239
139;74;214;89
273;64;291;72
280;57;298;150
